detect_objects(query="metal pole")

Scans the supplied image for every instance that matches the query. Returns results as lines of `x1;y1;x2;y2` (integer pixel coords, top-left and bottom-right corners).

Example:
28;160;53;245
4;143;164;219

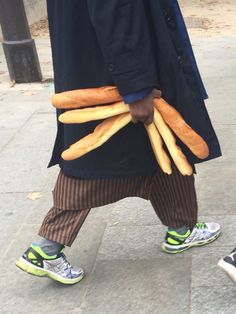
0;0;42;82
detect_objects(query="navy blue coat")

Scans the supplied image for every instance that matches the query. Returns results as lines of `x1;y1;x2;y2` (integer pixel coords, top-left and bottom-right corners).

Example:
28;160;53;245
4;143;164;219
47;0;221;178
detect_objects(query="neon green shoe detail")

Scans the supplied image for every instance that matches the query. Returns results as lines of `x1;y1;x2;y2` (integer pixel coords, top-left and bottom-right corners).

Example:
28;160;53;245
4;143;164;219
28;252;37;260
161;245;187;254
167;229;191;245
16;258;47;277
30;244;58;260
162;222;221;254
195;222;207;229
16;246;85;285
166;237;181;245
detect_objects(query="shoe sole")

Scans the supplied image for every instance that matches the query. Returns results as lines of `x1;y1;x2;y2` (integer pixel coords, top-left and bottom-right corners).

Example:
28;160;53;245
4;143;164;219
218;259;236;284
162;230;221;254
16;257;84;285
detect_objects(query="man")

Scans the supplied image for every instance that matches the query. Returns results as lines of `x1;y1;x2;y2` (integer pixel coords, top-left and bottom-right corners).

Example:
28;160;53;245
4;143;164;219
16;0;221;285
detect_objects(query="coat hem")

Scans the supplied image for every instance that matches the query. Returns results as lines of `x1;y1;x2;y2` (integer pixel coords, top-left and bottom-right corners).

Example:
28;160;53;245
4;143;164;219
58;163;159;180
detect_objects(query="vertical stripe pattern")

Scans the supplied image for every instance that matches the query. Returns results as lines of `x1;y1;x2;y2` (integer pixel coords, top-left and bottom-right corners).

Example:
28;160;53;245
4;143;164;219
149;164;197;229
39;165;198;246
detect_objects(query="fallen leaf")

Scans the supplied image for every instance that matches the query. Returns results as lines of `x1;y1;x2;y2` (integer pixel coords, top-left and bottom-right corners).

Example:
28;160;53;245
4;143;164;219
27;192;42;200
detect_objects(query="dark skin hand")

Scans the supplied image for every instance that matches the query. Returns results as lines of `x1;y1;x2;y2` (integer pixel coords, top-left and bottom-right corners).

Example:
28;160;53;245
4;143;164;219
128;89;162;125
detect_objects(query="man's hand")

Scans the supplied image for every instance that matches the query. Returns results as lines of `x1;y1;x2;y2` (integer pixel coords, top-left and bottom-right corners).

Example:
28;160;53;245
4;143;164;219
128;89;162;125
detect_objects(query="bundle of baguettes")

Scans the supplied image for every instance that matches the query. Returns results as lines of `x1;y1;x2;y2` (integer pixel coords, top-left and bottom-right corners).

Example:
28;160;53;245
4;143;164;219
59;102;193;175
54;86;209;176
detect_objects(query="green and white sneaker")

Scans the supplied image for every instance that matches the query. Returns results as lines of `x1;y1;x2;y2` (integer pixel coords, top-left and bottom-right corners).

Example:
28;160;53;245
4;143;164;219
16;244;84;285
162;222;221;254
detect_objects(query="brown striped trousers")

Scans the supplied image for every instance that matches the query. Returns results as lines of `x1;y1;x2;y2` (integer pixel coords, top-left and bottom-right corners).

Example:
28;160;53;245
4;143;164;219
39;165;198;246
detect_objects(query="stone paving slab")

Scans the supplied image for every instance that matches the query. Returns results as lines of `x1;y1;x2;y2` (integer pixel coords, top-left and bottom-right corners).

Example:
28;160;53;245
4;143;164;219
191;37;236;80
40;166;60;191
108;197;159;227
7;112;56;149
0;193;34;256
0;89;54;142
0;112;56;193
24;191;54;225
97;213;236;262
201;58;236;80
34;39;53;79
97;225;166;261
86;205;113;224
0;129;16;151
1;311;81;314
191;286;236;314
0;94;38;132
210;124;236;164
79;258;191;314
195;164;236;216
191;246;235;287
193;37;236;60
203;77;236;124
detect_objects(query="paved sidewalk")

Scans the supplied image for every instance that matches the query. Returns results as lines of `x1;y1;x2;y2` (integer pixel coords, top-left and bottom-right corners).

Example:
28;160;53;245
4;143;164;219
1;12;236;314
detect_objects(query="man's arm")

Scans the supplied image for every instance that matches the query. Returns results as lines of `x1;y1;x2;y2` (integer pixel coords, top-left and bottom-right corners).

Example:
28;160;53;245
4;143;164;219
86;0;159;124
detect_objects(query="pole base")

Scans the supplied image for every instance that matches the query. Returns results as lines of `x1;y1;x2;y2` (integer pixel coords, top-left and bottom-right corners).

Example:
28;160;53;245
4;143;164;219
2;38;42;83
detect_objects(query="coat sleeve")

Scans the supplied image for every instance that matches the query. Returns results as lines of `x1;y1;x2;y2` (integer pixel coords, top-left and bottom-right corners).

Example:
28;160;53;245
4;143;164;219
86;0;158;96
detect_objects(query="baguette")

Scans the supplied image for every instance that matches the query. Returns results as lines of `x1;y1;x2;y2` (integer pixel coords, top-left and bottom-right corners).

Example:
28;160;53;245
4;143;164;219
153;109;193;176
62;113;131;161
154;98;209;159
52;86;122;109
145;123;172;175
59;101;129;124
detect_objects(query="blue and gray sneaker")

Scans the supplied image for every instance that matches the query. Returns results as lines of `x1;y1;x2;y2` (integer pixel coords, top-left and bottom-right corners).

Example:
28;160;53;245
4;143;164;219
16;244;84;285
162;222;221;254
218;248;236;284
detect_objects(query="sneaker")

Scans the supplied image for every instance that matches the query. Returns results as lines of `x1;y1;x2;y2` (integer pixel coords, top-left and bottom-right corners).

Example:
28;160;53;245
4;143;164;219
218;248;236;284
16;244;84;285
162;222;221;254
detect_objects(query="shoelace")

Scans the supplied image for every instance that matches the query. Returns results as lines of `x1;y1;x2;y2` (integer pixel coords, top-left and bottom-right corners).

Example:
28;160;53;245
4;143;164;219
187;223;208;242
57;254;73;275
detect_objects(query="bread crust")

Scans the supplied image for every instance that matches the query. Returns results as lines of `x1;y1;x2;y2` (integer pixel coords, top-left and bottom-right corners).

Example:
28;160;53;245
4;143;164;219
52;86;122;109
154;98;209;159
59;102;129;124
145;123;172;175
153;109;193;176
62;113;132;160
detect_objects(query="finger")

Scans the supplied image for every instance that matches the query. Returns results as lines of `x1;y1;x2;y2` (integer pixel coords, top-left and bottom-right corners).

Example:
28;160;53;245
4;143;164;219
132;111;153;124
143;114;154;125
131;116;138;124
133;114;148;124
